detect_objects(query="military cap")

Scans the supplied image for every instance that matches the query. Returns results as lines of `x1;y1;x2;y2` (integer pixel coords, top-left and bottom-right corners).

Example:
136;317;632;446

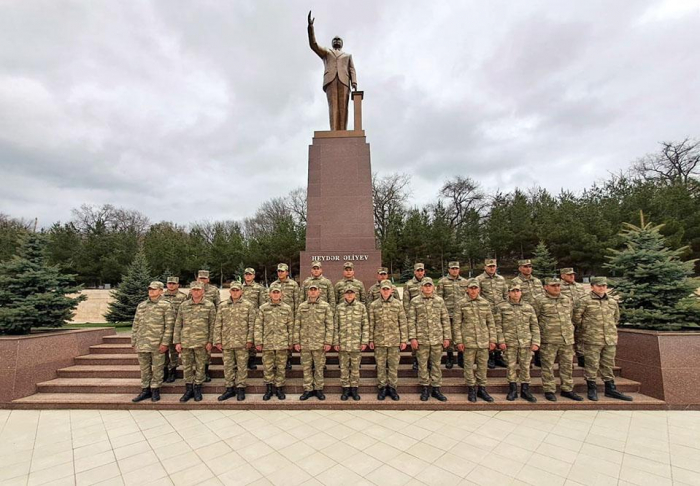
508;283;522;291
311;261;322;268
277;263;289;272
378;267;388;274
484;259;497;266
343;261;354;269
544;277;562;285
448;261;460;268
421;277;434;286
414;263;425;270
269;283;282;292
229;282;242;291
308;282;320;290
344;287;356;293
197;270;210;278
590;276;608;286
189;281;204;290
244;267;255;275
166;276;179;284
466;279;480;288
560;267;575;275
148;281;164;290
518;259;532;266
380;279;393;290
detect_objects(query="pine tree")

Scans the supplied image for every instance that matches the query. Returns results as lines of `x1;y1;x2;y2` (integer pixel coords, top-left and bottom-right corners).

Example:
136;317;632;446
0;233;86;335
400;256;415;283
532;241;557;280
105;250;152;323
605;211;700;330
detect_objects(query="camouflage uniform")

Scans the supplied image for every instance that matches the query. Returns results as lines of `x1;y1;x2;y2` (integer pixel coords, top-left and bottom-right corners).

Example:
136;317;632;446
294;298;334;391
174;297;216;385
272;278;301;317
335;278;367;305
495;297;540;384
302;275;336;306
403;264;426;362
368;286;408;390
511;273;544;305
131;294;175;389
560;268;587;358
453;292;496;387
475;272;508;310
254;300;293;387
573;290;620;383
367;268;400;310
242;269;267;362
203;283;221;308
533;288;575;393
334;296;369;388
161;286;187;372
437;267;468;356
214;293;256;389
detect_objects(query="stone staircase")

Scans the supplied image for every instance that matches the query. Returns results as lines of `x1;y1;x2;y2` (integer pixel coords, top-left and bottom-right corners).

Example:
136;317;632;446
12;334;666;410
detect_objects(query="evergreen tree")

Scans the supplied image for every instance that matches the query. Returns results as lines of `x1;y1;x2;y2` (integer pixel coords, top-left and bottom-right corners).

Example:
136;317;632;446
0;233;86;335
605;211;700;330
105;250;152;323
400;256;415;283
532;241;557;279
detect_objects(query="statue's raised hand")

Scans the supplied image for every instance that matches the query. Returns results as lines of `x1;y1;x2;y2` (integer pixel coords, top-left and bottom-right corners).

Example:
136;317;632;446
308;11;314;26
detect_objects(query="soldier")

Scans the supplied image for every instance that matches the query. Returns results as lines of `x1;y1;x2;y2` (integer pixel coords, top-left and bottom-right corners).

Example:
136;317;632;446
334;261;367;304
573;277;632;401
408;277;451;402
161;276;187;383
512;259;545;366
476;259;509;369
242;267;266;371
437;261;468;369
453;279;496;402
494;283;540;403
368;280;408;400
131;281;175;403
294;283;334;400
196;270;220;382
560;267;587;368
174;281;216;402
533;278;583;402
273;263;301;371
255;284;293;401
301;261;336;306
403;262;427;370
214;282;256;402
334;288;369;400
367;267;400;309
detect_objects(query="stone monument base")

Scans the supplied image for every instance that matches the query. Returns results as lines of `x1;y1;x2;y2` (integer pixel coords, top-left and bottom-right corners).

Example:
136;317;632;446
300;250;382;290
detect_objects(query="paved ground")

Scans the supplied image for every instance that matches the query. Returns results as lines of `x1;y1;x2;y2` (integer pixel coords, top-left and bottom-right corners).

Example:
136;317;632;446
1;409;699;486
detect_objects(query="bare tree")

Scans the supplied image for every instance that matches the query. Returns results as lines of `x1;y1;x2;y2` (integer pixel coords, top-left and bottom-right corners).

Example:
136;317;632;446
439;176;487;229
372;173;411;241
243;197;294;239
71;204;150;235
287;187;307;225
633;138;700;186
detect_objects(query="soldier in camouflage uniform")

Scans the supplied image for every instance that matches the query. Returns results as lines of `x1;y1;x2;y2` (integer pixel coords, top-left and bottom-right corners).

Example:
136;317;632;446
368;280;408;401
162;276;187;383
403;263;426;371
242;267;266;371
367;267;400;309
301;261;336;306
454;279;497;402
255;284;293;400
334;261;367;304
408;277;451;402
476;259;509;369
294;283;334;400
560;267;587;368
512;259;545;366
495;283;540;403
196;270;220;382
214;282;256;402
437;261;468;369
273;263;301;371
573;277;632;402
533;278;583;402
174;281;216;402
131;281;175;403
334;288;369;401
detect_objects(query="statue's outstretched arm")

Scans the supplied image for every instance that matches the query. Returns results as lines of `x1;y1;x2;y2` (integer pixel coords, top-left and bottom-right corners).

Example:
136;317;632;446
307;11;326;59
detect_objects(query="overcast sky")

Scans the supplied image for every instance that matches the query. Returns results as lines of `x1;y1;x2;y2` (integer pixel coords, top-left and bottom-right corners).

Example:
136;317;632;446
1;0;699;227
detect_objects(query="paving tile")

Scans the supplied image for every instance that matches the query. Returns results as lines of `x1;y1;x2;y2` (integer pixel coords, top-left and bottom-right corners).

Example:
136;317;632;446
117;450;159;474
171;463;215;486
249;451;293;477
75;462;121;486
387;452;431;477
516;464;566;486
217;463;263;486
28;462;74;486
340;450;383;477
315;463;369;486
432;451;477;478
363;441;403;463
203;451;246;476
73;451;116;474
296;451;337;477
403;441;443;463
122;463;168;486
266;463;311;486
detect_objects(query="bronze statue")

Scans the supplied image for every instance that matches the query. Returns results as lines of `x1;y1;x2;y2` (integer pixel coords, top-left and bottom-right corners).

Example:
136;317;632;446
308;11;357;131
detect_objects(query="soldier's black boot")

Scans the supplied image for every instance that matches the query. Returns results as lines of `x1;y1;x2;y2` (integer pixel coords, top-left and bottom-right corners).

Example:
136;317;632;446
487;352;496;369
377;387;387;401
341;387;350;401
457;352;464;369
477;386;494;403
605;381;633;401
166;368;176;383
300;390;315;401
494;350;508;368
351;387;360;401
132;388;152;403
561;390;583;401
263;384;274;401
521;384;537;403
316;390;326;400
544;391;557;402
577;355;585;368
204;365;211;383
467;386;477;403
179;384;194;402
533;350;541;367
193;384;203;402
506;382;518;401
237;388;246;401
285;359;292;370
387;387;400;401
248;356;257;370
420;386;430;402
151;388;160;402
445;351;454;369
276;386;286;400
431;387;447;402
218;387;235;401
587;381;598;401
412;357;419;371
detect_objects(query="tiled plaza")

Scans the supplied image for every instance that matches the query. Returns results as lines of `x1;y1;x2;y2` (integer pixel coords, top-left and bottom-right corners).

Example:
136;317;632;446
1;409;699;486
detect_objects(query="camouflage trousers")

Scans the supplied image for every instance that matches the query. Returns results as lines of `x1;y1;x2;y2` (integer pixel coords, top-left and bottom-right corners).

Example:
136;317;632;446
540;343;574;393
417;344;443;387
462;348;489;386
574;326;585;357
375;346;400;389
262;350;287;387
222;348;248;388
583;344;616;382
181;347;208;385
166;344;179;370
137;351;166;389
505;346;532;384
301;349;326;391
339;351;361;388
445;317;456;353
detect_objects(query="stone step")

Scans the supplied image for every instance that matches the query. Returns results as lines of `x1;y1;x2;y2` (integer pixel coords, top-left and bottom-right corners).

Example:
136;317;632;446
35;376;640;395
12;391;666;411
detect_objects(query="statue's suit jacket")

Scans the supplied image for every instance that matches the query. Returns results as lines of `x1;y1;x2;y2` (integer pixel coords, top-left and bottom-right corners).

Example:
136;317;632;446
308;26;357;91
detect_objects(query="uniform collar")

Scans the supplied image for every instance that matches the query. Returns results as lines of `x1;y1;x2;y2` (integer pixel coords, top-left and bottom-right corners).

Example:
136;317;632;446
591;291;609;300
518;273;533;281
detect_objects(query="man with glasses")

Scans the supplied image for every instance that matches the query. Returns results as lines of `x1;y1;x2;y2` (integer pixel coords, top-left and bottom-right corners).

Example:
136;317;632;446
476;259;509;369
162;276;187;383
403;263;427;371
241;268;267;370
273;263;301;370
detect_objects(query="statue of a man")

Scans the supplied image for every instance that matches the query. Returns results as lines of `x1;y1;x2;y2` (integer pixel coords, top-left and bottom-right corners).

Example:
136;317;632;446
308;11;357;131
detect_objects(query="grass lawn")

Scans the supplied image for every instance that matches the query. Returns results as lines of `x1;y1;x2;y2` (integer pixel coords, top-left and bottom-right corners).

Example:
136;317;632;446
67;322;132;334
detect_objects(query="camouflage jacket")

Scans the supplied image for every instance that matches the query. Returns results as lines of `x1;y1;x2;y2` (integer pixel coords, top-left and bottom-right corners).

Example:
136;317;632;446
301;276;336;306
475;272;508;309
367;282;400;310
161;290;187;312
402;277;424;314
533;293;574;345
204;283;221;308
242;281;267;309
294;299;334;349
453;295;496;349
561;281;586;306
572;292;620;346
407;294;451;346
511;274;545;305
368;295;408;347
213;297;256;349
254;302;293;350
334;299;369;350
334;278;367;305
131;297;175;352
272;278;301;315
174;299;216;348
437;275;469;318
494;300;540;347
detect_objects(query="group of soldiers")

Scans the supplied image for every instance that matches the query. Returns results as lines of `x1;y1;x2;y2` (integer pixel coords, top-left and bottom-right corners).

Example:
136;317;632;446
130;259;632;404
